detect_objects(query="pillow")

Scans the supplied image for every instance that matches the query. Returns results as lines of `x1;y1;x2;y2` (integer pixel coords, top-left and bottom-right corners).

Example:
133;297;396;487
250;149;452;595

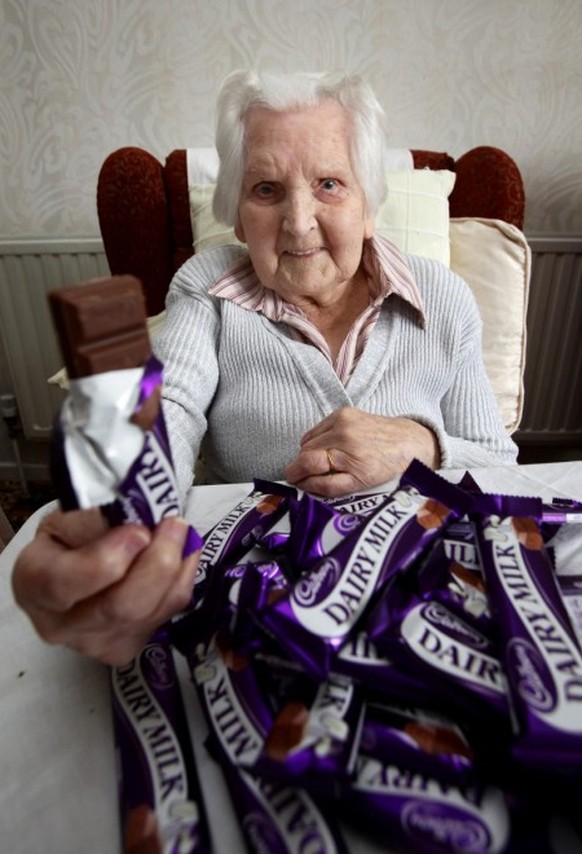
376;170;456;265
189;169;456;264
189;184;245;253
449;218;531;433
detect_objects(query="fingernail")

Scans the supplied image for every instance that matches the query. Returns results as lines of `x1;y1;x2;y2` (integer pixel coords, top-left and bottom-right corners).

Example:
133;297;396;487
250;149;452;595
121;526;151;556
158;516;189;544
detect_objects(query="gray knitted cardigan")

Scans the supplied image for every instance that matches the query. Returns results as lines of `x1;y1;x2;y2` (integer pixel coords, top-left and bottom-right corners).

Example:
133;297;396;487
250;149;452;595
154;244;518;500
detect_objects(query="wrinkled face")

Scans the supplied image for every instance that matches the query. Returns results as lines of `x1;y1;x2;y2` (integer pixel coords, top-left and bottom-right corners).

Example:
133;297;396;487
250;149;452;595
235;100;375;307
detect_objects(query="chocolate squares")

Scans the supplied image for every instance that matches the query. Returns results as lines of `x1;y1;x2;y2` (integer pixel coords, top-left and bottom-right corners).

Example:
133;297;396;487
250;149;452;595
49;275;150;378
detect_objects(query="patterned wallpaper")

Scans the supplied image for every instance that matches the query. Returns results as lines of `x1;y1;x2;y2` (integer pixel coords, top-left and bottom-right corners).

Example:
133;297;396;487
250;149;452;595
1;0;581;239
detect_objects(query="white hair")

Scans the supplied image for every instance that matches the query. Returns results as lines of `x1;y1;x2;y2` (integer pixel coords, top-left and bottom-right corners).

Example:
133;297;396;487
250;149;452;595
212;70;389;226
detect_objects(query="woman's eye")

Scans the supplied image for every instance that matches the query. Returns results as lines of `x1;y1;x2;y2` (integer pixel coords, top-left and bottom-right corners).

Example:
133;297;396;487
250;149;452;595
253;182;276;199
317;178;346;200
315;178;346;204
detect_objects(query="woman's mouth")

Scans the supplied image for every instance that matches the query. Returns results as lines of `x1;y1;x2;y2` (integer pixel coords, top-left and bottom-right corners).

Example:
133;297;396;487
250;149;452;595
284;247;321;258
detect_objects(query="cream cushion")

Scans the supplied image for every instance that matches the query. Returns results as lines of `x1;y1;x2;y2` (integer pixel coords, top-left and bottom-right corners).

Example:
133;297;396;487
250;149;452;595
449;218;530;433
376;170;456;265
189;169;456;265
189;185;245;253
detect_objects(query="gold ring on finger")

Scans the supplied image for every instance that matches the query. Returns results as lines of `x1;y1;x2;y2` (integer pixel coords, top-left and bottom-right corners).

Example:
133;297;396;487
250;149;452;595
326;448;336;474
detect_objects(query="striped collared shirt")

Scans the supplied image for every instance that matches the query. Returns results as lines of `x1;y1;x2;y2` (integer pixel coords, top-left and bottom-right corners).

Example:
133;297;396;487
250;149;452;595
208;234;426;384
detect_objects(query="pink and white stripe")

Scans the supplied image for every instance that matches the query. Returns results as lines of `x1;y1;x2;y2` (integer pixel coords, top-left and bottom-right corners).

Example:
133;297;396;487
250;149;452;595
209;234;425;383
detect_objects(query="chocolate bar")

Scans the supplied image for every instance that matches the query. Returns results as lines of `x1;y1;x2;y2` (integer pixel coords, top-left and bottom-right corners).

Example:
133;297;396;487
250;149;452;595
472;498;582;770
258;462;472;678
111;632;211;853
345;746;516;852
367;573;510;724
47;277;208;852
48;275;150;378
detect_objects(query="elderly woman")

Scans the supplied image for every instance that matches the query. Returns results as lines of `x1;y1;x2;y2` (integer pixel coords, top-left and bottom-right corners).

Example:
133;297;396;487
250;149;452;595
12;70;517;664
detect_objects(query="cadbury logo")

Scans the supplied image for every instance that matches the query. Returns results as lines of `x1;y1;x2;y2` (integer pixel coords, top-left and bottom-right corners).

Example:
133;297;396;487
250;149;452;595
143;644;174;690
294;558;340;607
334;513;362;535
402;801;489;852
422;602;489;650
509;638;556;712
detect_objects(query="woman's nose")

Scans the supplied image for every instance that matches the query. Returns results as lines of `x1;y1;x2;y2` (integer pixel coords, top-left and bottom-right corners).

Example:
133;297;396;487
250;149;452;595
282;189;316;236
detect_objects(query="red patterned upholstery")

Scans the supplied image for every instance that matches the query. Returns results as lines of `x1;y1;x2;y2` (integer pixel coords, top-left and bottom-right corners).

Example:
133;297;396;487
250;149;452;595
97;146;525;315
449;147;525;228
97;148;172;316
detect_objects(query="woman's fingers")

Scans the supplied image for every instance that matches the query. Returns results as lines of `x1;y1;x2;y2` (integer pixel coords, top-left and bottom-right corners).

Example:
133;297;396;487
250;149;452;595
96;517;196;624
12;511;152;612
287;409;440;495
38;507;109;548
12;510;201;667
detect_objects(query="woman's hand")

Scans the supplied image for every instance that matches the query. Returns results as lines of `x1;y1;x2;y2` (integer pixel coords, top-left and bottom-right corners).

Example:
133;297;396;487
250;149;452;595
284;407;441;497
11;508;200;666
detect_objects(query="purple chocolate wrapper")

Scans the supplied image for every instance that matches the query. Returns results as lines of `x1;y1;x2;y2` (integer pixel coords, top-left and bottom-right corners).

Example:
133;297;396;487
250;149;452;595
171;559;287;659
191;633;363;797
472;501;582;769
111;634;210;852
368;574;510;722
259;461;472;678
191;636;349;851
52;355;206;853
251;671;365;795
332;631;441;708
416;539;496;642
191;633;275;769
105;358;182;527
195;479;295;587
285;492;363;577
345;748;512;853
360;701;477;786
53;355;203;553
214;752;348;854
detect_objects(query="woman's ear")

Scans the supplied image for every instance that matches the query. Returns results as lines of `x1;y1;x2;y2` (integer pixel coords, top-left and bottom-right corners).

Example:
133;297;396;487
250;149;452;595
364;214;375;240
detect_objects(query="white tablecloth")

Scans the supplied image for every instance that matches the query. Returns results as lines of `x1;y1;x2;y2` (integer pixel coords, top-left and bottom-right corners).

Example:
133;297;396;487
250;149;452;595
1;462;581;853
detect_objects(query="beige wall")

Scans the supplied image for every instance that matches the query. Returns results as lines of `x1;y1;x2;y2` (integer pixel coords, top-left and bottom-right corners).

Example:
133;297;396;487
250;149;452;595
1;0;581;239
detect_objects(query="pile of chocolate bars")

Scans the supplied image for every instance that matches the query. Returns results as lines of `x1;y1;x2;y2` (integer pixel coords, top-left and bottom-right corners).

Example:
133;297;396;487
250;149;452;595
171;464;582;853
48;278;582;852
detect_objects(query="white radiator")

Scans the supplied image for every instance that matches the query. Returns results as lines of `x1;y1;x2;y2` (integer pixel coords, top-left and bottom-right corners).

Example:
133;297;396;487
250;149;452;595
0;236;580;445
0;239;109;440
516;236;582;446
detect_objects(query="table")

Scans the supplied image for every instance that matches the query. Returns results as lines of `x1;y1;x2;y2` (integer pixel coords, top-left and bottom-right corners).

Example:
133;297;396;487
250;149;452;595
1;462;582;853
